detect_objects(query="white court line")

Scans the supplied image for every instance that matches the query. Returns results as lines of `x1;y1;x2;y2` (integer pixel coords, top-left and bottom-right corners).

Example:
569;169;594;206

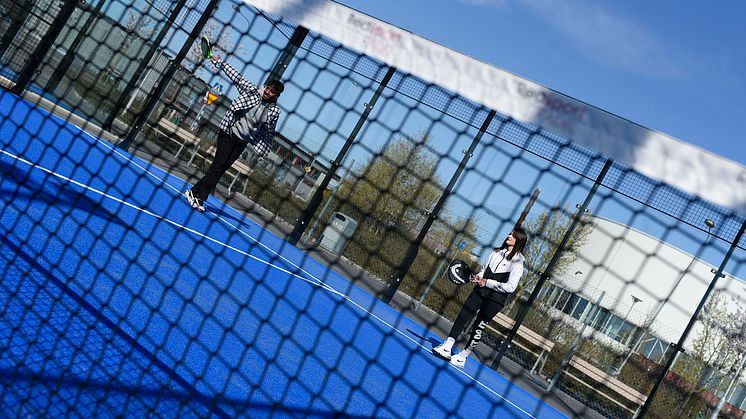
81;137;544;418
0;149;325;289
2;137;542;418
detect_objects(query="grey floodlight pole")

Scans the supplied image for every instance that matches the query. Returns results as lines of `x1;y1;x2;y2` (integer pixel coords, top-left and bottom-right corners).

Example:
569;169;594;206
637;219;746;418
616;219;716;374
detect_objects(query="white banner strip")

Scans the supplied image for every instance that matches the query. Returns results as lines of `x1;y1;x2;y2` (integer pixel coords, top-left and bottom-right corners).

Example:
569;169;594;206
247;0;746;215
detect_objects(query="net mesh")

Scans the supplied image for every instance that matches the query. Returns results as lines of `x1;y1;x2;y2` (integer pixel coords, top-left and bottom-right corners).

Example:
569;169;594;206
1;1;745;418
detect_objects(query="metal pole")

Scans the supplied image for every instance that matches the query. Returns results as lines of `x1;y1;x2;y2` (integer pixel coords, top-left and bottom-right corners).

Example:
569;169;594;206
287;66;397;245
190;98;207;131
514;189;541;230
614;295;641;345
617;221;715;373
124;50;162;113
380;111;498;304
637;219;746;418
11;0;80;95
43;0;106;93
0;0;32;62
491;158;613;369
116;0;220;151
102;0;190;130
415;228;466;311
266;26;309;84
304;159;355;246
547;291;606;391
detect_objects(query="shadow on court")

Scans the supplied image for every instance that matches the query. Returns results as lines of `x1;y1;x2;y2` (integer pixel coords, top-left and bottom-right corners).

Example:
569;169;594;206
205;202;256;228
0;158;131;230
406;327;442;348
0;368;371;418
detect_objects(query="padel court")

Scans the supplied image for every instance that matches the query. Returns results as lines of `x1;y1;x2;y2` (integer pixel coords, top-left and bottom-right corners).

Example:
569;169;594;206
0;90;566;417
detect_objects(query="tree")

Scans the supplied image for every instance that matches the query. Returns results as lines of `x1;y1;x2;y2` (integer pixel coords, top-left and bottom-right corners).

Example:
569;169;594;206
164;21;242;120
695;292;740;380
673;291;746;416
709;302;746;418
339;131;444;232
106;11;156;82
508;205;594;309
427;214;481;264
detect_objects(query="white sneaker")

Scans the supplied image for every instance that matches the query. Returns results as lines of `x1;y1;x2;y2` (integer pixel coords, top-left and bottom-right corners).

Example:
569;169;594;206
450;353;467;368
184;190;198;208
185;190;206;212
431;344;452;361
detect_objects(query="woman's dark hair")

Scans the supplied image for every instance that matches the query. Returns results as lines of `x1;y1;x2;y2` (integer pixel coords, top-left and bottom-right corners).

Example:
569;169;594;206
497;227;527;260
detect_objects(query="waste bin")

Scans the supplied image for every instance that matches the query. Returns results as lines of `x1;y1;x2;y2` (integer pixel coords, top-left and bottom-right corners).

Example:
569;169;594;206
319;212;358;255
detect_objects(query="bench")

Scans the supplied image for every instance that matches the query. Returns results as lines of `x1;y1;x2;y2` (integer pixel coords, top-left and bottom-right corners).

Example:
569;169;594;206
153;118;254;194
485;312;555;375
154;118;212;161
564;356;647;415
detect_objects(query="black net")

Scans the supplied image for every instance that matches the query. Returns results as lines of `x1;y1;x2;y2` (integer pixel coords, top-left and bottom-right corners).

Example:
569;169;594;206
1;1;745;418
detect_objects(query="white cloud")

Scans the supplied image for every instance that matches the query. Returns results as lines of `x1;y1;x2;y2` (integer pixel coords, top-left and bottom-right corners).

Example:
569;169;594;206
518;0;698;80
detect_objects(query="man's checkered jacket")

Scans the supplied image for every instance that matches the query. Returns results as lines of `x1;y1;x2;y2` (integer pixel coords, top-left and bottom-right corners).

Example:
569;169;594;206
213;59;280;157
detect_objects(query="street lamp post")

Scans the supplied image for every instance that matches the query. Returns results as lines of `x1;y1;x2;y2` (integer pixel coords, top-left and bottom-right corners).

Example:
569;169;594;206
620;295;643;345
610;294;643;376
616;219;716;375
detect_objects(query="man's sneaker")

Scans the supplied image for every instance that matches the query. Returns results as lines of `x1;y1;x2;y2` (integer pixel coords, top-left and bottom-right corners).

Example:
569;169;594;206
431;344;452;361
450;353;467;368
184;190;198;208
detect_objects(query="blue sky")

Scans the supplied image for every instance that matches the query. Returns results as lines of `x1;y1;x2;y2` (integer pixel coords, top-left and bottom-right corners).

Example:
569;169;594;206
335;0;746;167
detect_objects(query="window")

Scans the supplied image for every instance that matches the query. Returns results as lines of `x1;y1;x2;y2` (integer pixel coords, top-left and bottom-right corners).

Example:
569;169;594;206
561;294;580;316
538;283;553;301
640;336;669;363
571;298;589;320
591;307;611;331
554;290;569;312
615;321;635;343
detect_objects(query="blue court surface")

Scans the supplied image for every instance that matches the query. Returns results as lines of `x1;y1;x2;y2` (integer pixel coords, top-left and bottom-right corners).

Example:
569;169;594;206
0;90;565;418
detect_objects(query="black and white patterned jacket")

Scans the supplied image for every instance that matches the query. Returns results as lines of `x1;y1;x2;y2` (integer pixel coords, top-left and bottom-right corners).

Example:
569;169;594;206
213;59;280;157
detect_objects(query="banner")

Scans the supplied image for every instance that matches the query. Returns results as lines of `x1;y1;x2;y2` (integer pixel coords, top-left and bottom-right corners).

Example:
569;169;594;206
247;0;746;214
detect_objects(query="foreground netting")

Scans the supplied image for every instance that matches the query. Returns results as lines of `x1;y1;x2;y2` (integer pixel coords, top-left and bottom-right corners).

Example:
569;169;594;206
1;0;745;418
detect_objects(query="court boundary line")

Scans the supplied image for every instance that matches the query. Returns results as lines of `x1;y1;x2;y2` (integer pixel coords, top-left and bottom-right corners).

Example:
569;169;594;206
83;136;549;419
0;137;545;418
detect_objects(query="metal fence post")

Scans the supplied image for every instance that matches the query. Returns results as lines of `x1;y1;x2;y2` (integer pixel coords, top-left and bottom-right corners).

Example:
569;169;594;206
266;26;308;84
43;0;106;93
0;0;32;62
546;291;606;391
380;110;497;304
304;159;355;246
637;219;746;418
117;0;221;151
101;0;190;131
490;158;613;369
10;0;80;95
287;65;397;245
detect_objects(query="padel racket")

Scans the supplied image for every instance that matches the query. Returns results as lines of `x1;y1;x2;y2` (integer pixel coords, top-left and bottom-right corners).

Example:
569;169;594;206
200;35;212;59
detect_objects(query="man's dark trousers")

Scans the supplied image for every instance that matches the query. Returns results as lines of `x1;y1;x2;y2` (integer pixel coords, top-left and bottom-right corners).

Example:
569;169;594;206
192;130;247;201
